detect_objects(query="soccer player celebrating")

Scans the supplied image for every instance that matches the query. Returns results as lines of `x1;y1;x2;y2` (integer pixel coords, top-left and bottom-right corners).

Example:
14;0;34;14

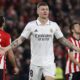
65;22;80;80
0;2;80;80
0;16;19;80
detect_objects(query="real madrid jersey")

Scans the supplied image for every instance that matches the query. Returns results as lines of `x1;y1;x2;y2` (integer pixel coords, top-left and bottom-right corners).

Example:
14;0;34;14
21;19;63;66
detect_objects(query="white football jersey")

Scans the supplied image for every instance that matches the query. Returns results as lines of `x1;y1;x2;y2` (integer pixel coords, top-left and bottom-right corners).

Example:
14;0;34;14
21;19;63;66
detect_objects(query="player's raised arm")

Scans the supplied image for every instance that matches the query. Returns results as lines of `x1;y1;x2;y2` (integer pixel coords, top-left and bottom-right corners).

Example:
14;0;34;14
0;36;26;54
58;37;80;52
10;36;25;49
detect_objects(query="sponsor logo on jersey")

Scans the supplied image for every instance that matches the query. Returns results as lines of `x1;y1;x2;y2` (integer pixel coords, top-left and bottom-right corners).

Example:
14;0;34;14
35;34;52;41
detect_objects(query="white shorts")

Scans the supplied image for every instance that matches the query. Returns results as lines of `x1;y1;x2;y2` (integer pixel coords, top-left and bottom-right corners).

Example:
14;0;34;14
29;63;56;80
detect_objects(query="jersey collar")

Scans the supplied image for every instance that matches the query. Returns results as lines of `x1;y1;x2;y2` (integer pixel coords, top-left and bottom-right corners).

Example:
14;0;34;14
36;19;50;25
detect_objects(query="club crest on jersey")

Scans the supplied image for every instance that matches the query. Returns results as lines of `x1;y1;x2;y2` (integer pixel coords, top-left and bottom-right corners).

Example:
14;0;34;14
50;29;53;33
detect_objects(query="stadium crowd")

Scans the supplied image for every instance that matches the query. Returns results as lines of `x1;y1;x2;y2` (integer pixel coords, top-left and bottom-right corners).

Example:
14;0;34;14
0;0;80;80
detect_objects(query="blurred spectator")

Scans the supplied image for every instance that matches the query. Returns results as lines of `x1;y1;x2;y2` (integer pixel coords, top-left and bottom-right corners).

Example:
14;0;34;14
5;4;18;34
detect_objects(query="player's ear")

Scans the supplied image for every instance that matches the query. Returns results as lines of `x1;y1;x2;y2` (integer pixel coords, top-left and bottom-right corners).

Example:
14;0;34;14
37;8;39;15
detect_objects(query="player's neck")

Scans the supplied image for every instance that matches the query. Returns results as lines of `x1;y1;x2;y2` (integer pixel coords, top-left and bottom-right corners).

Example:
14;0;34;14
73;33;80;40
38;17;48;25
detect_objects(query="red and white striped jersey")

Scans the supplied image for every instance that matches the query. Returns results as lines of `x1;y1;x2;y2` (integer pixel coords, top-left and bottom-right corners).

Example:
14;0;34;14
65;36;80;74
0;29;11;69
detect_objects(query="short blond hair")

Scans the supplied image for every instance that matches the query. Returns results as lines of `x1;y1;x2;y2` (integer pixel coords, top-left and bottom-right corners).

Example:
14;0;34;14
37;2;48;9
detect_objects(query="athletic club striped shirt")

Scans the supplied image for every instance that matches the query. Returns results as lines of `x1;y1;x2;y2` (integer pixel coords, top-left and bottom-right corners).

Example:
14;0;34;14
0;29;11;69
65;36;80;74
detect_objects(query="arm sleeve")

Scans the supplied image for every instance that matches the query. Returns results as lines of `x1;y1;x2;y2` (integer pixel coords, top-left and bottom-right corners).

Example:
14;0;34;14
54;23;63;39
21;23;32;39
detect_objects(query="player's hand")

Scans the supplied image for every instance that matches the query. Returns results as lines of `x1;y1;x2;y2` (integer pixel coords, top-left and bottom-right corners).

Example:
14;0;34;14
13;67;19;75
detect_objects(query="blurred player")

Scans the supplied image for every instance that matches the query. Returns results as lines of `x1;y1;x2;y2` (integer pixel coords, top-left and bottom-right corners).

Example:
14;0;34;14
0;16;19;80
0;2;80;80
65;22;80;80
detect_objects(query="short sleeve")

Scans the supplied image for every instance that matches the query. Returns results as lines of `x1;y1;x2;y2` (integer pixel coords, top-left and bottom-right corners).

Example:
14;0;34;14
54;23;63;39
21;23;32;39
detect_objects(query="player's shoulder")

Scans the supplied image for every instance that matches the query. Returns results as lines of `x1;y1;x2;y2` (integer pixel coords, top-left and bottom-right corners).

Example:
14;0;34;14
50;20;58;25
67;35;74;41
3;31;11;38
49;20;59;29
25;20;37;29
27;20;37;25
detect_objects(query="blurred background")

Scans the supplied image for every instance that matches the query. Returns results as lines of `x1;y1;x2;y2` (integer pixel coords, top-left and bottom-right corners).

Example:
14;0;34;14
0;0;80;80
